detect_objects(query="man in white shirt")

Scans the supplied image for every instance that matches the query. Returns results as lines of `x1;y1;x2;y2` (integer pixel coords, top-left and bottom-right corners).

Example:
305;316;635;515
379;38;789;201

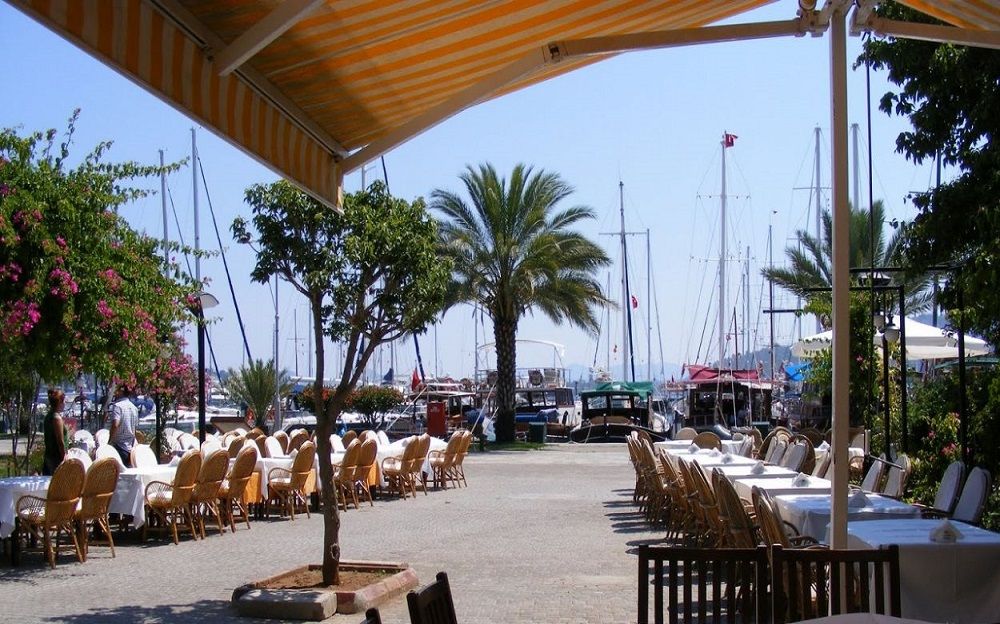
109;386;139;467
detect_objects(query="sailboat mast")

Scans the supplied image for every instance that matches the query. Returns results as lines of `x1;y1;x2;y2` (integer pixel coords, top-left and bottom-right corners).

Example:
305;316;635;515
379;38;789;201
719;133;727;369
192;129;200;283
619;181;629;381
768;223;776;379
646;229;651;382
814;126;822;332
852;123;860;211
160;150;168;267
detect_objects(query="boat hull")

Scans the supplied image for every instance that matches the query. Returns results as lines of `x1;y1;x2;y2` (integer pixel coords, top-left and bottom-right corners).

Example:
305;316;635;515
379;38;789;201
569;422;667;444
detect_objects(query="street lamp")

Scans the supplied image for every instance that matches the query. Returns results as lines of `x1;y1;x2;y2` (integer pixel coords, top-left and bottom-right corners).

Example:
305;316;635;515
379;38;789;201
195;291;219;443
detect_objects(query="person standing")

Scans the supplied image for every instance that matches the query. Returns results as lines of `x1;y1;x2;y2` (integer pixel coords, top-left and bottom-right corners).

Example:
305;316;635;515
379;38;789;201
109;385;139;467
42;388;68;475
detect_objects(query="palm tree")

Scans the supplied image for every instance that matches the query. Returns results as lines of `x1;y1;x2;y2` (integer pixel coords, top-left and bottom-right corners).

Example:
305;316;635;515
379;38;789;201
433;163;611;443
762;200;931;316
223;358;292;431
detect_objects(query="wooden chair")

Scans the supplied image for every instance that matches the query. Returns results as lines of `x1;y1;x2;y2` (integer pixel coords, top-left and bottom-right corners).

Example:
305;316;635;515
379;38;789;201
770;544;901;623
218;445;258;532
75;456;121;560
691;431;722;451
144;451;202;544
352;438;378;507
267;441;316;519
287;428;309;453
16;458;86;568
190;449;229;538
407;571;458;624
273;430;290;454
637;544;769;624
674;427;698;441
360;607;383;624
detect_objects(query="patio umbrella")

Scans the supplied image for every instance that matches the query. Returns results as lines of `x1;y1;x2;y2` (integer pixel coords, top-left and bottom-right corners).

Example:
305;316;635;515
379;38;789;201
790;317;990;360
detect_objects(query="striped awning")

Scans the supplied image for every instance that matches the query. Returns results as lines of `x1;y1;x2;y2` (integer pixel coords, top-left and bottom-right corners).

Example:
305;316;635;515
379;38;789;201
8;1;1000;208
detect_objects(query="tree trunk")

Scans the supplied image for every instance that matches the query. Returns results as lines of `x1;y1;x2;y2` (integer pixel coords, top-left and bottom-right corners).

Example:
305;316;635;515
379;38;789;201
493;316;518;443
311;294;341;587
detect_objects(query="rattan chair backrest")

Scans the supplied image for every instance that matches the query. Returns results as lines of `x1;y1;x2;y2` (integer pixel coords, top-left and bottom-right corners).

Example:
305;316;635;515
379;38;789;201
342;430;358;447
171;451;203;504
193;449;229;500
287;429;309;453
80;457;120;518
674;427;698;441
692;431;721;450
224;446;259;500
354;439;378;480
46;458;86;523
289;441;316;489
274;430;290;454
752;486;791;548
713;468;758;548
227;436;246;458
360;430;378;444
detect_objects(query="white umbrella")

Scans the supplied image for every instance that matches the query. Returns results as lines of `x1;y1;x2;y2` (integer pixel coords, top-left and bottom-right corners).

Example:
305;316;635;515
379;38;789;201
791;316;990;360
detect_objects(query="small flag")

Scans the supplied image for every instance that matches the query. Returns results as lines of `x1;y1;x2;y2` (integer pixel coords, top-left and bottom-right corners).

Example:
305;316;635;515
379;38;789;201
723;132;738;148
410;367;421;392
631;294;639;309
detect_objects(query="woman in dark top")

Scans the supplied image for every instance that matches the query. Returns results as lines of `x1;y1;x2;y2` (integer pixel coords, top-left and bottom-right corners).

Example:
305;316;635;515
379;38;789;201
42;388;67;476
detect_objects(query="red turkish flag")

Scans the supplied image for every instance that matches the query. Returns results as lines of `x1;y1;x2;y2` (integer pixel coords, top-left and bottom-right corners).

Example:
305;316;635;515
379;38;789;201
631;294;639;309
410;367;421;392
723;132;738;148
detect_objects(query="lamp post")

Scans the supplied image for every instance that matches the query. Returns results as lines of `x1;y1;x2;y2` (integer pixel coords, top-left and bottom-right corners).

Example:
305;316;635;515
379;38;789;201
195;291;219;444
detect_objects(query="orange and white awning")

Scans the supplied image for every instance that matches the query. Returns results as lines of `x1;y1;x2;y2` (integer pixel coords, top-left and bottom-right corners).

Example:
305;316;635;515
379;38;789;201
8;1;999;208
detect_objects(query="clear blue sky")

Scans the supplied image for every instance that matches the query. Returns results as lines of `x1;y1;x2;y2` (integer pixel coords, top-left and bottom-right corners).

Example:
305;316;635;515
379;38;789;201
0;2;943;383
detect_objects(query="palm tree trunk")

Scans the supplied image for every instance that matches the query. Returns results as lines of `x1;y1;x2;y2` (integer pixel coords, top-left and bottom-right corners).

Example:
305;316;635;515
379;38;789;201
493;316;518;443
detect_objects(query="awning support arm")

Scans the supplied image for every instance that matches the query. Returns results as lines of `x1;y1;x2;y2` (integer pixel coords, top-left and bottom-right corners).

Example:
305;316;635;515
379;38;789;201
215;0;326;76
859;16;1000;50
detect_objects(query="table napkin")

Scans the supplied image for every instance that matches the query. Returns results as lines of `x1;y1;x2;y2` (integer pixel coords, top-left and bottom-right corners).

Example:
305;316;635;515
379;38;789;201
929;518;964;543
848;488;870;508
687;443;700;453
708;448;722;458
751;460;766;475
721;453;735;464
792;472;811;487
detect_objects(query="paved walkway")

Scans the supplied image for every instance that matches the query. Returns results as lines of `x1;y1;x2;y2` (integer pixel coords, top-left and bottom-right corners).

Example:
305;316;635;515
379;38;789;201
0;443;663;624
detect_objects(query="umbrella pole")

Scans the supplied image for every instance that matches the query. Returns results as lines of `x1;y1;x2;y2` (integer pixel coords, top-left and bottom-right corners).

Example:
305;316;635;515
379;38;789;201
898;285;907;453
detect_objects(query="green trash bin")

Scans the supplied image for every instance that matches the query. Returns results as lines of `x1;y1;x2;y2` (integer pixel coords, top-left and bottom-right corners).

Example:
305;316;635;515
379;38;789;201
528;421;547;443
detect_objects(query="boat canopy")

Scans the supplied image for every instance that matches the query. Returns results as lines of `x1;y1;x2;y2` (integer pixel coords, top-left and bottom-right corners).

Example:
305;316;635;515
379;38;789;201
590;381;654;396
683;365;759;382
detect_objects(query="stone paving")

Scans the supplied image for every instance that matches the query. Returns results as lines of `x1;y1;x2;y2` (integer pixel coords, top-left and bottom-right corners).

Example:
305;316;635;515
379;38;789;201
0;443;665;624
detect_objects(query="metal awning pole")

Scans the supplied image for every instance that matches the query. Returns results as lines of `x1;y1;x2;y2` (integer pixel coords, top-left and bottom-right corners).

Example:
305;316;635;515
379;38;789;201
829;1;851;551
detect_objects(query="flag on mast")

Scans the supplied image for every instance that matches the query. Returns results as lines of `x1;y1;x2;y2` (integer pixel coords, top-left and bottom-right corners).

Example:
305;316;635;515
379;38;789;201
631;294;639;309
723;132;738;148
410;367;421;391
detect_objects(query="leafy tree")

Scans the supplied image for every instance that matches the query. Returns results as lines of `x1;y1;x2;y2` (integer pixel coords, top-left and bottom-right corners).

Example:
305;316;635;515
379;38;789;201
224;358;292;430
0;113;195;470
432;164;611;442
762;200;930;314
348;385;404;428
861;3;1000;343
233;180;449;584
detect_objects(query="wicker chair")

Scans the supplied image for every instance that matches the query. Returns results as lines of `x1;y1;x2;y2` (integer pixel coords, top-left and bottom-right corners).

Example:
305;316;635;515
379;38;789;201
143;451;202;544
382;436;418;499
342;429;358;447
712;468;760;548
287;429;309;453
751;486;821;548
407;571;458;624
227;435;246;459
408;434;432;496
333;440;363;510
429;432;464;489
691;431;722;451
273;430;290;454
267;441;316;519
452;430;472;487
75;457;121;560
218;445;258;532
16;458;86;568
190;449;229;538
352;439;378;507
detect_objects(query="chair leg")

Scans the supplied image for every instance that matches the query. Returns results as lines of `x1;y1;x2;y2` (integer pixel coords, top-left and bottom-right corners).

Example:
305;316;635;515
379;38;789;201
101;516;116;558
66;522;83;564
78;520;89;562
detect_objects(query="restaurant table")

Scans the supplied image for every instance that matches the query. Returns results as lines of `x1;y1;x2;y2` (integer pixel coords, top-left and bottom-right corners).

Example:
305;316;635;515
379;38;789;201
774;492;921;542
655;439;745;454
109;465;177;528
0;476;50;538
675;452;759;471
733;475;832;500
254;457;316;499
846;518;1000;624
712;463;798;485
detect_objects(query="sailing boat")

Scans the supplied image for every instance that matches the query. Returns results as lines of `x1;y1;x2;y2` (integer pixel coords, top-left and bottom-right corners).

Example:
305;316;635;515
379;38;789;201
569;182;669;443
675;133;771;437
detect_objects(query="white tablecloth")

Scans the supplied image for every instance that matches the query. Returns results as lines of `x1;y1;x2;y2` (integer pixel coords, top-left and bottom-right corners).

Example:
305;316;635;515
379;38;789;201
256;457;294;498
109;465;177;528
847;518;1000;624
0;476;51;538
814;445;866;466
655;439;744;454
775;493;921;542
712;464;798;486
677;452;759;470
733;475;832;500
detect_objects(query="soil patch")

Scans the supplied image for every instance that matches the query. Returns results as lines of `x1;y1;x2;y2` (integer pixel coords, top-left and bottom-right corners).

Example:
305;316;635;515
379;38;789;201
259;568;391;592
